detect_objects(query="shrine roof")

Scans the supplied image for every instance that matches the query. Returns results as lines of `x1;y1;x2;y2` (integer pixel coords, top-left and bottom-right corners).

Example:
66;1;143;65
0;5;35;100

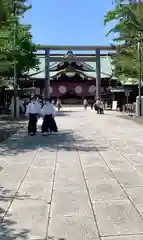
28;55;113;79
48;51;95;72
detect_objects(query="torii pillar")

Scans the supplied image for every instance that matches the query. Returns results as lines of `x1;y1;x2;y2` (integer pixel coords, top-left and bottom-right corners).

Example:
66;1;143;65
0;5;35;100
96;49;101;100
45;49;50;98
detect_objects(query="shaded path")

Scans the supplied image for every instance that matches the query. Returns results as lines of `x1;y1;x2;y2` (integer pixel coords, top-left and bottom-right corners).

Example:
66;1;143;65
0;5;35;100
0;118;26;143
1;108;143;239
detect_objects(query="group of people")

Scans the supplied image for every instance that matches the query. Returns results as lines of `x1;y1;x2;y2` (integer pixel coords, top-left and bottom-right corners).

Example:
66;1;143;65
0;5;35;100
25;97;58;136
83;98;104;114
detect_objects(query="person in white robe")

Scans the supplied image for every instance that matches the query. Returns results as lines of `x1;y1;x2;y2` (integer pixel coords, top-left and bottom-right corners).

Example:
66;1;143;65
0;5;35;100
41;99;58;135
35;98;42;114
35;98;42;130
25;98;41;135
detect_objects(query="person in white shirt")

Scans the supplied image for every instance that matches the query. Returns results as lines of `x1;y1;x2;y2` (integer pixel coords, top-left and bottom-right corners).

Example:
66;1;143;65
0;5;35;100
99;100;104;114
56;98;61;111
94;99;100;113
96;99;104;114
41;98;58;135
52;99;55;105
25;97;41;135
83;98;88;110
35;98;42;113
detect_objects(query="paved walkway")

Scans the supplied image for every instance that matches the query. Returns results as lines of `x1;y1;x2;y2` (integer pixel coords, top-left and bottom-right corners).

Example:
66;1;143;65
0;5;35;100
0;119;26;142
1;108;143;240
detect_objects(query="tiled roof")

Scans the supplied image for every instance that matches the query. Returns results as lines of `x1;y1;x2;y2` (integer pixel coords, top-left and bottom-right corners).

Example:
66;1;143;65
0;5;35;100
29;55;113;79
49;51;95;72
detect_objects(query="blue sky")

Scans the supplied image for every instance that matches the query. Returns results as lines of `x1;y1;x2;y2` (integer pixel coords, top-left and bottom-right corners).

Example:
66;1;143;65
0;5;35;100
23;0;115;46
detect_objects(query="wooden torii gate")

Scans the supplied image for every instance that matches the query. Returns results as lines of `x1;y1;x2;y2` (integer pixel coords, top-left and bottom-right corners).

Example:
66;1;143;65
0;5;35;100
36;45;115;100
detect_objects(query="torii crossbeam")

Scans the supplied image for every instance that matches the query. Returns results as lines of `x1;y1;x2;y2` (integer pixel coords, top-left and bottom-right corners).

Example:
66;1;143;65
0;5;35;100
36;45;115;99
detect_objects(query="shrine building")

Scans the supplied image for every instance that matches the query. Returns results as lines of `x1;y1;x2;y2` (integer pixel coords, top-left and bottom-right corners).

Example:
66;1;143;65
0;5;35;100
19;50;121;104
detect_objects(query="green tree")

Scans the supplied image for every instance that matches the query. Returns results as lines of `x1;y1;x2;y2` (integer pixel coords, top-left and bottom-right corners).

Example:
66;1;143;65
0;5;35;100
104;2;143;81
0;0;39;80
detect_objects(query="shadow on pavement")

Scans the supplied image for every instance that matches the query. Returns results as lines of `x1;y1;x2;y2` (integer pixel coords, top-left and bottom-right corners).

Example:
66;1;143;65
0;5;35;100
56;110;77;117
0;185;32;202
0;120;26;143
0;186;67;240
0;186;29;240
0;128;108;156
0;185;70;240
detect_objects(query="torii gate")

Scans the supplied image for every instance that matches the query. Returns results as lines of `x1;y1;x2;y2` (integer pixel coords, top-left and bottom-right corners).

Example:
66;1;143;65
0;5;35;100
36;45;115;100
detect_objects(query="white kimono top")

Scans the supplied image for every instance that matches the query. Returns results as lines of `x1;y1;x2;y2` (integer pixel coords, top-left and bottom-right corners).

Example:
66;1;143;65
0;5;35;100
25;102;41;115
41;103;56;117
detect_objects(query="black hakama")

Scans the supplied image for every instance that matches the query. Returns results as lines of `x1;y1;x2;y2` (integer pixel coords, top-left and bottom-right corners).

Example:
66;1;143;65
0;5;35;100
28;114;37;134
42;114;58;133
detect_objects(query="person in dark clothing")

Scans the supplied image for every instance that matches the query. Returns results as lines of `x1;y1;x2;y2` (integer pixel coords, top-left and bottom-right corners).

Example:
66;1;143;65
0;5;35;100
118;100;123;112
41;99;58;135
28;114;37;134
99;100;104;114
25;98;41;135
90;100;94;110
42;114;58;133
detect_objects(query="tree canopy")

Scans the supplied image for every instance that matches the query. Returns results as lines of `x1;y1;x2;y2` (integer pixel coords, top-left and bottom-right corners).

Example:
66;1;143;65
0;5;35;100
104;1;143;83
0;0;39;81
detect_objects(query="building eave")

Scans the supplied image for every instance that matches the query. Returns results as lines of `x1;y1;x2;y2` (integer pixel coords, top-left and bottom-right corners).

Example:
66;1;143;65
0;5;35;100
49;51;95;72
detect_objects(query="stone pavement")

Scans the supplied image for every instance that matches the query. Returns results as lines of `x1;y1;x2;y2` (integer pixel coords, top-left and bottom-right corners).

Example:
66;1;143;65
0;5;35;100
0;119;26;142
1;108;143;239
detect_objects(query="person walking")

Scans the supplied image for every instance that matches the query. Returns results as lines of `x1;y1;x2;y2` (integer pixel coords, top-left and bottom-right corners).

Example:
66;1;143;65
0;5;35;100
35;98;42;114
95;99;100;113
52;99;55;105
25;97;41;135
56;98;62;111
41;99;58;136
99;99;104;114
90;99;94;110
83;98;88;110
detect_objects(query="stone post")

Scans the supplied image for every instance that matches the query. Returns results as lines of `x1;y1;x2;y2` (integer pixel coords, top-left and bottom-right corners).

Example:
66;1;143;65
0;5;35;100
96;49;101;100
11;96;19;118
45;49;50;98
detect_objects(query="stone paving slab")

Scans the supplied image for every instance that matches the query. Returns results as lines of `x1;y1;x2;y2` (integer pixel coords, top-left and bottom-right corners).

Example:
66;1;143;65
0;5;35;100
1;199;49;239
50;188;91;218
17;181;53;202
86;178;127;201
113;170;143;187
104;158;136;171
94;200;143;236
83;165;114;180
126;153;143;166
0;200;11;221
48;215;100;240
125;187;143;216
24;166;55;182
0;119;26;143
101;236;143;240
1;108;143;239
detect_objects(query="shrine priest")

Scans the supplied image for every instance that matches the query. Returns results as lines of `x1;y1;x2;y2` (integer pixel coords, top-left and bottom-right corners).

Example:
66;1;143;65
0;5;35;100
25;97;41;135
41;98;58;136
